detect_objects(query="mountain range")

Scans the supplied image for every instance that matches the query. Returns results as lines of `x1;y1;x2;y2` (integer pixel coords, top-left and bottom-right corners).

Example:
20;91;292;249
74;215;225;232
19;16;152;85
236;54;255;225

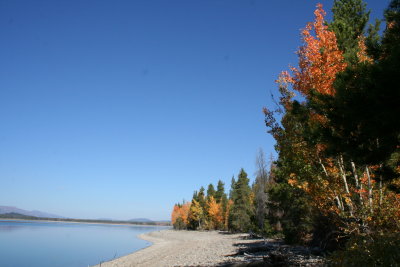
0;206;65;219
0;206;169;223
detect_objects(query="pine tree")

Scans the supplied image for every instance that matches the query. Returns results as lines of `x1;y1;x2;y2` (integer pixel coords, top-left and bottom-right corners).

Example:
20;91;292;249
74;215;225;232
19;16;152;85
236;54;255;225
215;180;225;203
220;194;229;230
329;0;370;64
229;176;236;200
192;190;198;202
228;169;254;232
197;186;206;210
314;0;400;169
206;183;216;200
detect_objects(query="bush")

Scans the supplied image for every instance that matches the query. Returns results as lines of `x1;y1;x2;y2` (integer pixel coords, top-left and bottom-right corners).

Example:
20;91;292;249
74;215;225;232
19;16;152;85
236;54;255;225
173;217;186;230
329;232;400;266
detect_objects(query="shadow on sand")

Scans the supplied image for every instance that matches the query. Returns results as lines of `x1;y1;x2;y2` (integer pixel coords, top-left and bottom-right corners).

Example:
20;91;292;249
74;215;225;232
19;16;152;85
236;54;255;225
213;232;325;267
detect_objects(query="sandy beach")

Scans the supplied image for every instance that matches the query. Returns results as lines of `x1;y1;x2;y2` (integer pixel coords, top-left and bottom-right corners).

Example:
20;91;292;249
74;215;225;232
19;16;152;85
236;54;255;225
94;229;260;267
94;229;325;267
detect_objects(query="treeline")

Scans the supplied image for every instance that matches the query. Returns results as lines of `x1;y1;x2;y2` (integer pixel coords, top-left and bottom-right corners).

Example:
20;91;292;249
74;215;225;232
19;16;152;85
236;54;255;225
172;0;400;265
0;213;170;226
172;150;275;234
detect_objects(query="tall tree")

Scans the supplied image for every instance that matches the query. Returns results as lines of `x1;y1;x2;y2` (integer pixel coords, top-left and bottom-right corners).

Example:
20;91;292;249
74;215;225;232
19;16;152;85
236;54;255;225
206;183;216;200
229;169;254;232
265;0;400;251
207;196;223;229
254;148;270;233
198;186;206;210
215;180;226;203
188;199;203;230
229;176;236;200
329;0;370;64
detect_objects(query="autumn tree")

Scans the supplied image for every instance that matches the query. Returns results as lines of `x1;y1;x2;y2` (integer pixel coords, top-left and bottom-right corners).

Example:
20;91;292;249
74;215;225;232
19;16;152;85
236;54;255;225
265;1;400;257
264;3;348;244
188;199;203;230
207;196;223;229
290;3;347;97
171;202;190;230
215;180;229;230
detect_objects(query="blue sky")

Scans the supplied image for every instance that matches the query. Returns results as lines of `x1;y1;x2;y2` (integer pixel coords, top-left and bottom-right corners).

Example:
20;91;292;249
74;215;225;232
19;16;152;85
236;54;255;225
0;0;389;220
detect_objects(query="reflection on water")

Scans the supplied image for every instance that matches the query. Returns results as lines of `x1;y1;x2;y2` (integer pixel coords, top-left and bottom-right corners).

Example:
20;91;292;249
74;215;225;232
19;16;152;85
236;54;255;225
0;220;169;267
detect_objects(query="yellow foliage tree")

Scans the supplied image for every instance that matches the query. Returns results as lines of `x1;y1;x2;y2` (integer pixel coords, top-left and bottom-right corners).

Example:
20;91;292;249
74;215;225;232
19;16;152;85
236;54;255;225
207;196;223;230
188;199;203;229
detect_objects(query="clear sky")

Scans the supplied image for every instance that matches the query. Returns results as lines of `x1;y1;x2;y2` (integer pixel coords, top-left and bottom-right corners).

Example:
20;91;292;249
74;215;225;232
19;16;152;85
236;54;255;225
0;0;389;220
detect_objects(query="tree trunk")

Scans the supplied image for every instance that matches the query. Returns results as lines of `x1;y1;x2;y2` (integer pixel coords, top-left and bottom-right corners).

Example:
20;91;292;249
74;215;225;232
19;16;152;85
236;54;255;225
351;161;363;205
365;166;373;213
338;155;353;216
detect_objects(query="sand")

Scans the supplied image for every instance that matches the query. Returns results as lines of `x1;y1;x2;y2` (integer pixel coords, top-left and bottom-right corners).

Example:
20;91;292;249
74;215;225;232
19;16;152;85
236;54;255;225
94;229;256;267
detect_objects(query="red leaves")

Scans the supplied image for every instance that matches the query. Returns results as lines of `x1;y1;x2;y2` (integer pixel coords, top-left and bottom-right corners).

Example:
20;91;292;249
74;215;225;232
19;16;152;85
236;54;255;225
290;4;347;97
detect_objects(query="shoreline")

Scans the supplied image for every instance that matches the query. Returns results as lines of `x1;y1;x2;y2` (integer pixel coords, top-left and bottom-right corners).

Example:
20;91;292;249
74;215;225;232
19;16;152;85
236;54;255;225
94;230;326;267
93;229;257;267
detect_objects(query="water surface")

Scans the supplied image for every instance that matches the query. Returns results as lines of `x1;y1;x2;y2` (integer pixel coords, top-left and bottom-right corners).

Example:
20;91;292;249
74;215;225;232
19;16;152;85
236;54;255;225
0;220;169;267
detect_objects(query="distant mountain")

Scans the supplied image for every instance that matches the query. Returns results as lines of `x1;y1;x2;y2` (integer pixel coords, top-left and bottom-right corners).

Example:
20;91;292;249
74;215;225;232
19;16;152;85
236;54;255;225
0;206;65;219
129;218;154;223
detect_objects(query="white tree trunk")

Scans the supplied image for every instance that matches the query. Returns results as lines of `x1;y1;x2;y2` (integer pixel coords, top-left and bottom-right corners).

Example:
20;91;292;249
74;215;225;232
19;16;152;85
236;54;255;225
365;166;373;213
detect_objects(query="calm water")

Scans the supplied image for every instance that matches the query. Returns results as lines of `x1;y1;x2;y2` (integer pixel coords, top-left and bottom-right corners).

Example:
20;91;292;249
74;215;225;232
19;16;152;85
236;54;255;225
0;220;169;267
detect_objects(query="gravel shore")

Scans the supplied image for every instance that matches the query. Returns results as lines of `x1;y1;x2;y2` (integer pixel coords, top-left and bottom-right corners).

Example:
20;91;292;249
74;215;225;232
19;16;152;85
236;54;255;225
94;229;325;267
94;229;258;267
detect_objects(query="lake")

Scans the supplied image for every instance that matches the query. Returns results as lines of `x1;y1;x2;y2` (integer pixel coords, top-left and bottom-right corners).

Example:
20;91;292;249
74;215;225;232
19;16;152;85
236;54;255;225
0;220;169;267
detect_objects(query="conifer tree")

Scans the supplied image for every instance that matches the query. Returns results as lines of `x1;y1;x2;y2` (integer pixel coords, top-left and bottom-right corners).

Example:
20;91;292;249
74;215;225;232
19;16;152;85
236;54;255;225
197;186;206;210
329;0;370;64
228;169;254;232
192;190;198;202
229;176;236;200
215;180;225;203
220;194;229;230
206;183;216;200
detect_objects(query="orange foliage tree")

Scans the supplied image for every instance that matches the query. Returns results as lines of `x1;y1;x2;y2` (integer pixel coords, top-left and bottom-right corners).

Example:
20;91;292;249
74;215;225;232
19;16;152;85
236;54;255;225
272;4;351;220
289;3;347;97
171;202;190;229
207;196;223;229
